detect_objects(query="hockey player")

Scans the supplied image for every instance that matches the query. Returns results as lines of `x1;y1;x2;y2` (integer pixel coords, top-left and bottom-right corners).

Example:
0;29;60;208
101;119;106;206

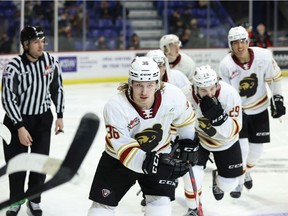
87;56;199;216
146;49;190;89
133;49;191;207
218;26;286;198
159;34;196;81
182;65;243;215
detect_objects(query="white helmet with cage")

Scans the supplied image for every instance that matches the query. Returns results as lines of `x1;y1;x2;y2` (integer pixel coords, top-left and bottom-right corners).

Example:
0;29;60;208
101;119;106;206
228;26;249;50
159;34;182;54
129;56;160;84
192;65;218;92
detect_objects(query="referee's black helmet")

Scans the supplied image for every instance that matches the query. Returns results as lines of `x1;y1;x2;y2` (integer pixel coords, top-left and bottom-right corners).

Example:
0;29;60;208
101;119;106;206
20;25;45;45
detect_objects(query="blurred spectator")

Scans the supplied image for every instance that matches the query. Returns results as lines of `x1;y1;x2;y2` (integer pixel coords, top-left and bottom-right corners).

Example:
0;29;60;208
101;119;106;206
198;0;209;8
100;1;113;19
113;1;129;22
70;7;84;37
254;23;272;48
182;8;192;28
242;23;257;46
58;10;74;51
180;28;191;47
128;33;140;50
95;36;109;50
0;34;12;53
186;18;206;48
169;9;184;35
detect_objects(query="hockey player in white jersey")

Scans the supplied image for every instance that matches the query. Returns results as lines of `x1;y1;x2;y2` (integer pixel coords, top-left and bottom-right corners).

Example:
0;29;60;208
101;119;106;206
160;34;196;81
87;56;199;216
146;49;190;89
182;65;243;215
218;26;286;198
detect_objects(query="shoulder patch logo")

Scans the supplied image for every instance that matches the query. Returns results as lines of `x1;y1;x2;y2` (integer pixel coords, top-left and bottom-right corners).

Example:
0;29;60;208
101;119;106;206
102;189;111;198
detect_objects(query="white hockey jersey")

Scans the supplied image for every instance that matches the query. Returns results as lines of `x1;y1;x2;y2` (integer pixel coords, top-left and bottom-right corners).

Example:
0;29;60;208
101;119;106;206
103;83;196;174
162;68;190;89
219;47;282;115
182;81;242;151
169;52;196;81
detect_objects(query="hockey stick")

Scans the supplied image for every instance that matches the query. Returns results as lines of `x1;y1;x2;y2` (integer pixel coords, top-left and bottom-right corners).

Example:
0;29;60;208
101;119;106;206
0;153;85;185
188;164;204;216
0;123;11;144
0;112;100;211
0;153;62;177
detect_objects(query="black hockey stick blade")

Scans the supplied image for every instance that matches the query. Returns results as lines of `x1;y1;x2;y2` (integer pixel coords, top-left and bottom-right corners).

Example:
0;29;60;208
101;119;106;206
0;112;100;210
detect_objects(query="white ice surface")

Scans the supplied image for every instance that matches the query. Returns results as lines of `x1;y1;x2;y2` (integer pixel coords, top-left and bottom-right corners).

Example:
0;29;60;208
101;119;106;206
1;79;288;216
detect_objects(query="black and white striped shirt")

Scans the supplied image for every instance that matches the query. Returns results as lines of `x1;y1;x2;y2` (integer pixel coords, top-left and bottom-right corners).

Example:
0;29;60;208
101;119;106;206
1;51;65;129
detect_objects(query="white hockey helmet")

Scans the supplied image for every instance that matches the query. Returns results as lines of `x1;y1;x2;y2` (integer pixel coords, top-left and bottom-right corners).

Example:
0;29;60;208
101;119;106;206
146;49;166;66
228;26;249;50
129;56;160;84
159;34;181;54
192;65;218;89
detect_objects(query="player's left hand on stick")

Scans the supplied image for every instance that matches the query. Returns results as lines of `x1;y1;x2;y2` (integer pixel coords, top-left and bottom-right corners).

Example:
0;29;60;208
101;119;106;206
270;95;286;118
142;151;189;179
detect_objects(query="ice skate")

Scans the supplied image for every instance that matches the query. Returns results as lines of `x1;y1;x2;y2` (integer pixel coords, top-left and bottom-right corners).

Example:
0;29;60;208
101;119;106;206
244;172;253;189
230;184;243;198
212;170;224;200
26;201;42;216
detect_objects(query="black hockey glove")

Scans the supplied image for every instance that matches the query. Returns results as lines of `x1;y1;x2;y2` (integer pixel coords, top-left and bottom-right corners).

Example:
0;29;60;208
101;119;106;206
174;134;199;166
270;95;286;118
200;96;228;126
142;152;189;179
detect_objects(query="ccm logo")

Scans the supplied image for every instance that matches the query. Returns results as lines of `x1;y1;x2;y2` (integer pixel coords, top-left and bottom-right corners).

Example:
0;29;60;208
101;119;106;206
159;180;177;186
184;146;198;152
228;163;243;169
152;154;159;174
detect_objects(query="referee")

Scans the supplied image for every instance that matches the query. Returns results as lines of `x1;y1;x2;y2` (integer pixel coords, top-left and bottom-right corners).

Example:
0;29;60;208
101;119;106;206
1;25;65;216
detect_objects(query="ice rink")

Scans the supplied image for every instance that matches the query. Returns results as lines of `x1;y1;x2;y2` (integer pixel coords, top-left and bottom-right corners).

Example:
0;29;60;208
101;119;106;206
1;79;288;216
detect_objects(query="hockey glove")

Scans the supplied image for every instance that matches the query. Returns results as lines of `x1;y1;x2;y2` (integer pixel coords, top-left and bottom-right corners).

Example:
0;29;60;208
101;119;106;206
174;134;199;166
270;95;286;118
200;96;228;126
142;152;189;179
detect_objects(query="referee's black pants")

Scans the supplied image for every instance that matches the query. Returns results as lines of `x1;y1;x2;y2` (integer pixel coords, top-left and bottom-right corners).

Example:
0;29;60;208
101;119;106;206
3;109;53;204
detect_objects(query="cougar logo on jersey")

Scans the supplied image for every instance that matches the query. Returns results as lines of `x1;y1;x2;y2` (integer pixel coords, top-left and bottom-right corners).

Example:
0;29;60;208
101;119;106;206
102;189;111;198
135;124;163;152
198;117;216;136
239;73;258;98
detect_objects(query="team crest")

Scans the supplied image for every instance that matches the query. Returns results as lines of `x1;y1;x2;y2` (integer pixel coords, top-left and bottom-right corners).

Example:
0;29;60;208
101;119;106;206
239;73;258;98
135;124;163;152
198;117;216;136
